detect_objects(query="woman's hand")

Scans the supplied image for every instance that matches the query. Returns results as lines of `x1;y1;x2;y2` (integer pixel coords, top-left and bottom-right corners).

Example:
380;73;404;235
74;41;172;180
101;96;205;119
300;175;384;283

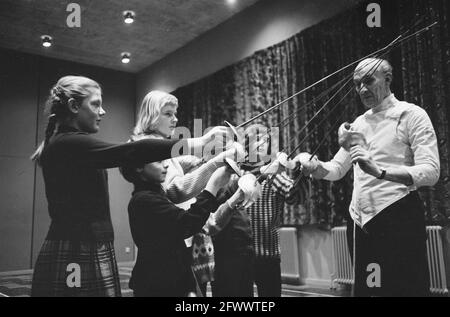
201;126;233;148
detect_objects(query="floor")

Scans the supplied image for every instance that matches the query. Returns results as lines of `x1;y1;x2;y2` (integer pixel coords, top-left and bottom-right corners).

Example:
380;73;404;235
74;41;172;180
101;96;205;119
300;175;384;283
0;266;135;297
0;264;350;297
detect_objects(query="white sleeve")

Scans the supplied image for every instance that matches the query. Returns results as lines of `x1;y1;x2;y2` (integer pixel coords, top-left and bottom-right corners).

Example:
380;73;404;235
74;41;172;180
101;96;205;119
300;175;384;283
402;107;440;187
322;147;352;181
202;201;237;236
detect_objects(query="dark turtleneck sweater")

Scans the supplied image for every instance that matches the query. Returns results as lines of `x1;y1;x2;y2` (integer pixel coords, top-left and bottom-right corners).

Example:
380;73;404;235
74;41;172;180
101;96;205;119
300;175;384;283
40;125;185;242
127;180;218;296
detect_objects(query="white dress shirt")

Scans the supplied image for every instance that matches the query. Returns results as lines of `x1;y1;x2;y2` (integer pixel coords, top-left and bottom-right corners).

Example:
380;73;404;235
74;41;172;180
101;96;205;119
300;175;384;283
322;94;440;227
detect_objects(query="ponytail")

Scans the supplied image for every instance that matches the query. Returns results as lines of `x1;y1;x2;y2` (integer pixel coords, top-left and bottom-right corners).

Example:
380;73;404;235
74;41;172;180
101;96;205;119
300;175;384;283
30;75;101;165
30;114;58;163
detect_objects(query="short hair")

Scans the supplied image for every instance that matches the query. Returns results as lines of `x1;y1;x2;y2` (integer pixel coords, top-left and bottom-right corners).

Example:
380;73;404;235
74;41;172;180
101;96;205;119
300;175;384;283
119;164;142;184
119;134;151;184
242;123;272;165
244;123;269;153
134;90;178;136
355;58;393;79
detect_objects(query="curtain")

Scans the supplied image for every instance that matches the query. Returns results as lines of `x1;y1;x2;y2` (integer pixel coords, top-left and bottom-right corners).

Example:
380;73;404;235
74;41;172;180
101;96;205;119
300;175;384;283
397;0;450;225
173;0;450;227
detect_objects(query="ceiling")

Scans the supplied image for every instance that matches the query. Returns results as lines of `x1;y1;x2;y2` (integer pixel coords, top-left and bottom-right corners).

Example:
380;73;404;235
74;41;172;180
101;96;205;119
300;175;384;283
0;0;261;73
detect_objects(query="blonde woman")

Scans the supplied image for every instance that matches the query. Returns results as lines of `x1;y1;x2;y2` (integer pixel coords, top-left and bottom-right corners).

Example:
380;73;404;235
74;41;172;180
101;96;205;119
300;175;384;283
133;91;231;205
30;77;221;297
132;90;242;295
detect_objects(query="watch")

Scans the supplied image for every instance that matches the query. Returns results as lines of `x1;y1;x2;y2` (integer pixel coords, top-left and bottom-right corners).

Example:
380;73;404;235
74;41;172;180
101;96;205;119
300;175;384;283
377;169;386;180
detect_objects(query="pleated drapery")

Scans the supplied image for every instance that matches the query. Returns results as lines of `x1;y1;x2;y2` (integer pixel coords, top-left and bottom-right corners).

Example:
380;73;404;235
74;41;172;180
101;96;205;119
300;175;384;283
174;0;450;227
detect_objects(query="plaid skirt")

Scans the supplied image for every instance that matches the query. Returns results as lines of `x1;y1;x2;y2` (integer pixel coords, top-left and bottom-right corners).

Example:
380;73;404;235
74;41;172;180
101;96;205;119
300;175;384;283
31;240;121;297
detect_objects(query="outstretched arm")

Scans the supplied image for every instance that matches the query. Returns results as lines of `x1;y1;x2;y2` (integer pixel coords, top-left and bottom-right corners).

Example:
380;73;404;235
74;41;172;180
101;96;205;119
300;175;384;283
296;148;352;181
165;157;222;204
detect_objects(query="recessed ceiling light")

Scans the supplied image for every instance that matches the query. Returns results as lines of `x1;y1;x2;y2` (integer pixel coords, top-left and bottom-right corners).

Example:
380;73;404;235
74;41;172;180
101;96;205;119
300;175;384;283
41;35;53;48
226;0;237;6
121;52;131;64
123;10;135;24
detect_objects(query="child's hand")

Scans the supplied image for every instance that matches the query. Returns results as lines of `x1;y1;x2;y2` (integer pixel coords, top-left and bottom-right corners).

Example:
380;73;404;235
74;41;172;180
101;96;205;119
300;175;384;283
260;160;281;175
237;173;262;208
293;152;319;176
213;142;246;164
227;189;245;209
205;167;232;196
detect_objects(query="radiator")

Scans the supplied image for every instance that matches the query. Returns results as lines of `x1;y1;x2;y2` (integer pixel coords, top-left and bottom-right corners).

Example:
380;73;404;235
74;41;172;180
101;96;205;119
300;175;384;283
280;227;302;285
331;226;449;295
426;226;449;295
331;226;354;287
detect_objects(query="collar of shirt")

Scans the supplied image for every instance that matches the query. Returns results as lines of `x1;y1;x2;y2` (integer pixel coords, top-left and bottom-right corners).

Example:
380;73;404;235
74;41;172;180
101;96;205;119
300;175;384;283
57;125;82;134
133;180;165;195
364;93;397;118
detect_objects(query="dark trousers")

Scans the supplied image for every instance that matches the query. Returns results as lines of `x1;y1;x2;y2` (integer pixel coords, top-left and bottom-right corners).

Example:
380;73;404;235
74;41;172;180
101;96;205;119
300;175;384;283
349;192;430;297
198;282;208;297
254;257;281;297
212;254;254;297
131;247;196;297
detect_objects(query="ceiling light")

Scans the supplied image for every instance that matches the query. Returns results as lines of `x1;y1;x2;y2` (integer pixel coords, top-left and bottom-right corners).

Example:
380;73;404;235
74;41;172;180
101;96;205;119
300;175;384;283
41;35;53;48
121;52;131;64
123;10;135;24
226;0;237;6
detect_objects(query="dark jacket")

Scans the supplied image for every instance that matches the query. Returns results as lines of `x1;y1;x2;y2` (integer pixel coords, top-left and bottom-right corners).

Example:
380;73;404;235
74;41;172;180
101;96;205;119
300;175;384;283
128;181;219;296
213;176;254;258
40;125;183;242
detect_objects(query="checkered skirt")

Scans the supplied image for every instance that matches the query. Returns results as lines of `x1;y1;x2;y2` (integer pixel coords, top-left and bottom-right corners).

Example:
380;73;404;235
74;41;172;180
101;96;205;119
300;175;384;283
31;240;121;297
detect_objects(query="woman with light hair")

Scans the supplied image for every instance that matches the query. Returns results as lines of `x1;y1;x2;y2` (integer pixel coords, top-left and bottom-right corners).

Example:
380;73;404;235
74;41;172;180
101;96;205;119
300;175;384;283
133;91;238;204
130;90;244;296
30;77;224;297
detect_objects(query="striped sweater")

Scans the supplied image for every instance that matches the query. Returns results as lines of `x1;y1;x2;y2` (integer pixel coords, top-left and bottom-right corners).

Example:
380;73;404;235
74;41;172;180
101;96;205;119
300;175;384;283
137;133;219;208
248;172;296;258
164;155;219;208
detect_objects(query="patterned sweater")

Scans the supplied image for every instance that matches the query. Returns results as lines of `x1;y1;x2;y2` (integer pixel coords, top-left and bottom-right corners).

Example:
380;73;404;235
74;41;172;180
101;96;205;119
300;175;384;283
248;172;296;259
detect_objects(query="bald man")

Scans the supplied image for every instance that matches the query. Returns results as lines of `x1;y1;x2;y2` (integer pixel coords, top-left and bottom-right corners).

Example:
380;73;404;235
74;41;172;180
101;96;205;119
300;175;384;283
300;58;440;296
